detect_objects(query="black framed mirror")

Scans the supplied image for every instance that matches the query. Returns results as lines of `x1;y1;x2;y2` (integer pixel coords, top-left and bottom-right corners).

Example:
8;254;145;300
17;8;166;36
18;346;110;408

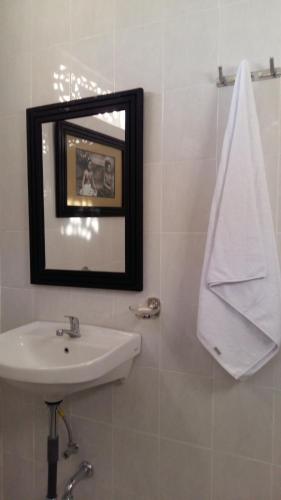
27;88;143;291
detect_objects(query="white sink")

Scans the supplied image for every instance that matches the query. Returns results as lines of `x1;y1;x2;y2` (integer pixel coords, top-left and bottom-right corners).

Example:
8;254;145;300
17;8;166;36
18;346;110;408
0;321;141;401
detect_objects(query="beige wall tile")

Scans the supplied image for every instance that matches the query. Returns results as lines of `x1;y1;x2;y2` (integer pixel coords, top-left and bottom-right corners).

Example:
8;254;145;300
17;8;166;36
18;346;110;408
272;466;281;500
0;51;31;115
32;45;71;106
108;302;160;369
113;428;158;497
70;288;114;325
162;159;216;233
143;164;162;233
219;0;281;70
214;378;273;461
220;0;247;4
161;233;213;375
163;85;217;162
164;9;218;89
272;349;281;390
0;113;29;231
113;489;157;500
3;399;34;461
70;35;114;98
160;370;212;446
213;452;271;500
163;0;218;17
71;481;111;500
70;0;114;40
112;233;161;323
273;391;281;465
71;417;112;494
33;286;72;322
31;0;70;51
115;24;162;95
0;0;31;57
115;0;162;29
160;438;211;500
3;454;34;500
71;384;112;423
113;366;159;433
143;95;163;163
1;287;33;332
2;231;29;288
0;466;2;500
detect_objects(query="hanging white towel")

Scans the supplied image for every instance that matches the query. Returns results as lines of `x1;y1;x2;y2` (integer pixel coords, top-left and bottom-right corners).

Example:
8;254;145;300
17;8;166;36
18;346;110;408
197;60;281;379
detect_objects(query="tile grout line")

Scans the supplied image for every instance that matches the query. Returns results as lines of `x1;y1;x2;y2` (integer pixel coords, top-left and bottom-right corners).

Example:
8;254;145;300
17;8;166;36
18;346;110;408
104;0;116;483
29;0;33;110
210;370;216;500
276;79;281;236
271;77;281;500
111;383;114;498
210;0;222;496
270;389;276;500
157;15;165;499
274;78;281;236
215;0;222;175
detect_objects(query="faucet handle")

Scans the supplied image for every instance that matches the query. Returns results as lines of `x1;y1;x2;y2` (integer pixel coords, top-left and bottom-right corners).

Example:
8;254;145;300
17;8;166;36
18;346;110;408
64;315;79;330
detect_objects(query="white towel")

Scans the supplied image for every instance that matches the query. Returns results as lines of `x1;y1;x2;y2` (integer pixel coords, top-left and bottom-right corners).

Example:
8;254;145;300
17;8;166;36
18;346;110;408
197;60;281;379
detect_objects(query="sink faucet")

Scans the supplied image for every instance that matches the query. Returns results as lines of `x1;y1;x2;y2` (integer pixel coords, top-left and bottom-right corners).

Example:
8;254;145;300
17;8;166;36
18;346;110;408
56;316;81;338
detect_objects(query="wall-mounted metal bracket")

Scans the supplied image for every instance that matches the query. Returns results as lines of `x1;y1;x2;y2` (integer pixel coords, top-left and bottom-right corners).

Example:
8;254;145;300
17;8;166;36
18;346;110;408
129;297;161;319
217;57;281;87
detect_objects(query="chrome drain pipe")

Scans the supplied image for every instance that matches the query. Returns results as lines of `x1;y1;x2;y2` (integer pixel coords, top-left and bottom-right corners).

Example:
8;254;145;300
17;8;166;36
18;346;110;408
45;401;62;500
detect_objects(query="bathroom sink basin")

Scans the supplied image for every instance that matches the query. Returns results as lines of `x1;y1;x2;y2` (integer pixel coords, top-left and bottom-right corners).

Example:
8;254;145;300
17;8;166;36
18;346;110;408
0;321;141;401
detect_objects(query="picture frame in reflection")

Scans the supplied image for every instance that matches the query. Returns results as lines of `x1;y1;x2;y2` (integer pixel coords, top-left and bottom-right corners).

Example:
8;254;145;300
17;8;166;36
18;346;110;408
55;120;125;217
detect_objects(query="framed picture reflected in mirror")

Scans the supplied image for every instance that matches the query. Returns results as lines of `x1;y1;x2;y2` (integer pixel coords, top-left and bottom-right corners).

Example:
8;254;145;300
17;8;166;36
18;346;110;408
55;120;125;217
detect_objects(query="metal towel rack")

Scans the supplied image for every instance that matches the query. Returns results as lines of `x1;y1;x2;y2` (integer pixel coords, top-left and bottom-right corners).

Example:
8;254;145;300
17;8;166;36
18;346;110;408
217;57;281;87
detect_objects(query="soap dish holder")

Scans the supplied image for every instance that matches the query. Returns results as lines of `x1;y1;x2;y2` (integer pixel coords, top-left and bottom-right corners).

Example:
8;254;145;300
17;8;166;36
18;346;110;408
129;297;161;319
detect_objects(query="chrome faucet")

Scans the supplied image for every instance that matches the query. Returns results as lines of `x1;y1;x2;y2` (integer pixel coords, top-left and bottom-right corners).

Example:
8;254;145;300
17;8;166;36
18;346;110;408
56;315;81;338
62;461;93;500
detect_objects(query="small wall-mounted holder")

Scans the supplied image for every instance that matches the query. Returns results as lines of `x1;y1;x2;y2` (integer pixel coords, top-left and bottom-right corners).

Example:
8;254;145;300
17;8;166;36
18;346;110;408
217;57;281;87
129;297;161;319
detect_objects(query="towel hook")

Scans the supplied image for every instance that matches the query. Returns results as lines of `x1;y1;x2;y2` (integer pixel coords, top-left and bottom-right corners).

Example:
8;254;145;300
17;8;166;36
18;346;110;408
217;57;281;87
270;57;276;77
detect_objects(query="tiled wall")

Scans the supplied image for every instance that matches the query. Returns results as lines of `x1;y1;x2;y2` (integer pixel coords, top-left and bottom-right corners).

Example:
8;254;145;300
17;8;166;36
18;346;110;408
0;0;281;499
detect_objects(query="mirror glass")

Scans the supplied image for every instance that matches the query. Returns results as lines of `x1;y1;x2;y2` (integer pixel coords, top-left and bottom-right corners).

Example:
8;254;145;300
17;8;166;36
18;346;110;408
42;110;126;272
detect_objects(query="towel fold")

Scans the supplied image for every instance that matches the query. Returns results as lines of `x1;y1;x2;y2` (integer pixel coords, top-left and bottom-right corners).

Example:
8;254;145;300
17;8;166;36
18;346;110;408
197;60;281;379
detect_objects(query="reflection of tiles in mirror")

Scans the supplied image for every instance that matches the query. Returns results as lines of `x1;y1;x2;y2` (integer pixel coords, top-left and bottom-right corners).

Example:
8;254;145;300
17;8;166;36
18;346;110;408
44;217;126;273
67;115;126;141
62;217;100;241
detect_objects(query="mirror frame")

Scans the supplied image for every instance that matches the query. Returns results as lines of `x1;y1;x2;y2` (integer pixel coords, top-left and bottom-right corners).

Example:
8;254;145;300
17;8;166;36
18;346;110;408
26;88;143;291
